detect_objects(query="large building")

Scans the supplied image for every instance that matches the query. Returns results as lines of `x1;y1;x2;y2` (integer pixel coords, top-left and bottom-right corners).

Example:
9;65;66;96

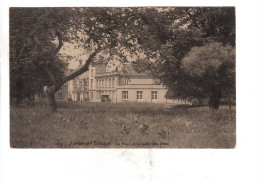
87;63;169;103
34;62;172;103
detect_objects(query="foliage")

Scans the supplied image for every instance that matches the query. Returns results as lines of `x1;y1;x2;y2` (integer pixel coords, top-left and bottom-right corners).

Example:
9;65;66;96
9;8;71;103
181;42;235;108
132;7;236;108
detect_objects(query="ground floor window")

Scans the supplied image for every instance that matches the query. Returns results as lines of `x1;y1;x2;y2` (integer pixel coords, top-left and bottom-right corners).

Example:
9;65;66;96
112;91;114;100
137;91;143;100
57;89;63;98
151;91;157;100
122;91;128;100
90;92;93;100
96;91;100;99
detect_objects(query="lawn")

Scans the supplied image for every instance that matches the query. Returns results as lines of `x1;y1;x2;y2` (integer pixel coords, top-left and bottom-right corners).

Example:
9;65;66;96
10;101;236;148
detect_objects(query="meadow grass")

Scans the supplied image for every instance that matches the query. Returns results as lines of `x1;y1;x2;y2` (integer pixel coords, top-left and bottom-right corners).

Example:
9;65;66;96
10;101;236;148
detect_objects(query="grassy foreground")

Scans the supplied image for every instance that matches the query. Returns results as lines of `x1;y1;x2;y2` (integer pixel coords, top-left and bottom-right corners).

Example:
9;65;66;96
10;101;236;148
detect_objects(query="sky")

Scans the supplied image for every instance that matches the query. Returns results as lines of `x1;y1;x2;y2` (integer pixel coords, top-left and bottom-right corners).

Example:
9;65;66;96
60;42;89;69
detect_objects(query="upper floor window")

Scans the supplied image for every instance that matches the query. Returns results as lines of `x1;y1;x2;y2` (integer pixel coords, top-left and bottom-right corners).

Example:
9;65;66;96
105;79;108;88
124;78;128;85
91;69;94;77
90;79;93;88
112;78;115;87
137;91;143;100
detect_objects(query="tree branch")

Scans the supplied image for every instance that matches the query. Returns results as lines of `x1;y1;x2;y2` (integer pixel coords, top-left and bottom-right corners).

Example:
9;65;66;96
184;9;200;28
54;47;101;93
55;30;63;53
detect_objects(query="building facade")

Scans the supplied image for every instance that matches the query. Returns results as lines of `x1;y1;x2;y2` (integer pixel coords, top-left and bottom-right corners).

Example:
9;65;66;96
87;63;168;103
55;84;69;101
67;71;89;101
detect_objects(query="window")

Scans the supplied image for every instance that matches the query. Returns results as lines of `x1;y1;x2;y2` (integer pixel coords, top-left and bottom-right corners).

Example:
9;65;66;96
91;69;94;77
151;91;157;100
137;91;143;100
109;79;111;88
112;78;115;87
90;79;93;88
124;78;128;84
112;91;114;99
122;91;128;100
57;89;63;98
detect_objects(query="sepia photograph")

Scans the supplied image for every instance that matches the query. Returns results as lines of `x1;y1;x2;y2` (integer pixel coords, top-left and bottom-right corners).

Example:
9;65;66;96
9;7;236;148
2;0;260;181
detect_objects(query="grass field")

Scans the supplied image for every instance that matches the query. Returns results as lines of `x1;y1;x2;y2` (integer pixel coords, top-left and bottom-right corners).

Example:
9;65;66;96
10;101;236;148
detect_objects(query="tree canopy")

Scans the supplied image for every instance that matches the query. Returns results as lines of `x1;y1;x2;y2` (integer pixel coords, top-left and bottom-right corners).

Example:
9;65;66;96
10;7;236;110
181;42;235;108
10;8;70;104
133;7;236;108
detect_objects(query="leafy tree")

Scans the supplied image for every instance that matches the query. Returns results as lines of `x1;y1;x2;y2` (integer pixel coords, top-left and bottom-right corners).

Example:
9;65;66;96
10;8;162;111
132;7;235;109
10;8;69;106
181;42;235;109
173;7;235;46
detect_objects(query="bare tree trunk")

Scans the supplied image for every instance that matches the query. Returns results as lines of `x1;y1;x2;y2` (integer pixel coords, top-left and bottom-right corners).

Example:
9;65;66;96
46;93;57;112
208;87;221;109
44;86;57;112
